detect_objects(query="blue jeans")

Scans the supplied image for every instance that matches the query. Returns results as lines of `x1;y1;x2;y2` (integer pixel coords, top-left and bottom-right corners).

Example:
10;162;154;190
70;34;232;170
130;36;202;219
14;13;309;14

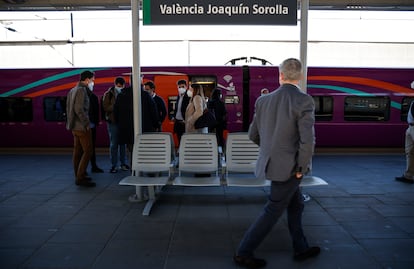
107;123;126;167
237;178;308;257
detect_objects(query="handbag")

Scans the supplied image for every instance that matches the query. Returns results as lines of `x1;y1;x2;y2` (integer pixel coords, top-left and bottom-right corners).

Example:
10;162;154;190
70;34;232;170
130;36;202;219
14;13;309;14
195;108;217;129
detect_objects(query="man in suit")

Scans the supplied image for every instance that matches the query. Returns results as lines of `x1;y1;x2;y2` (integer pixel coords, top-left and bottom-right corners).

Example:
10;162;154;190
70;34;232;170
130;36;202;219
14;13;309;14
234;58;320;268
172;79;190;145
144;81;167;131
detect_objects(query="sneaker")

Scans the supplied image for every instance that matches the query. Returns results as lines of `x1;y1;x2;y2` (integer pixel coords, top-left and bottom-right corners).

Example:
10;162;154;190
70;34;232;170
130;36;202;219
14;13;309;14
110;167;117;173
121;164;130;171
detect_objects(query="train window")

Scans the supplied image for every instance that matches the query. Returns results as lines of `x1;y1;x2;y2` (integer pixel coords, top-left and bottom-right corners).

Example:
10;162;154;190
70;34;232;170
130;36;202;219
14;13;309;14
0;97;33;122
44;97;67;122
344;96;390;121
189;76;216;98
401;97;414;122
313;96;333;121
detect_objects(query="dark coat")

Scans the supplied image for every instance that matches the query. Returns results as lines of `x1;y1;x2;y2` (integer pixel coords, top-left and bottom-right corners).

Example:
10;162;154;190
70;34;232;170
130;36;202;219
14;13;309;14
153;94;167;126
87;89;100;125
207;98;227;129
114;87;159;145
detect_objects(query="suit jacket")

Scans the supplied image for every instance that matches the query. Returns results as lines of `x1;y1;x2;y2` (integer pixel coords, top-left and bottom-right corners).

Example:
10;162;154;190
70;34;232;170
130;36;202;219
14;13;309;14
173;93;190;120
248;83;315;182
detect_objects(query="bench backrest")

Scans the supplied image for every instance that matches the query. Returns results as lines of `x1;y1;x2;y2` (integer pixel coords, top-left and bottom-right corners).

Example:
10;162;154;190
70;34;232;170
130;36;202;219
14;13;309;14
132;133;174;175
226;132;259;173
178;133;218;175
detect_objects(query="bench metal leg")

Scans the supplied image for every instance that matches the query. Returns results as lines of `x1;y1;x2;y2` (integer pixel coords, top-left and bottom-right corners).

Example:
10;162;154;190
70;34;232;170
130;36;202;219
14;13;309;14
142;186;157;216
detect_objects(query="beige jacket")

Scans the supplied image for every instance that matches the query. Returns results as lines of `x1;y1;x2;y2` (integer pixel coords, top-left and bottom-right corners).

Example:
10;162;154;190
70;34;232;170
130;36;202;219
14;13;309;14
185;94;206;133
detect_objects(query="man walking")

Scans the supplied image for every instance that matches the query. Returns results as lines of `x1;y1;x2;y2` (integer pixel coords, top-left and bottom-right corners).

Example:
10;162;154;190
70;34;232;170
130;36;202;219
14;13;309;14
234;58;319;268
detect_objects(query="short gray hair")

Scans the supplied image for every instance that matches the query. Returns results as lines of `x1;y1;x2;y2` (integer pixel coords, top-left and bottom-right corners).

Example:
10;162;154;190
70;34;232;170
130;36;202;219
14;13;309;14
279;58;302;81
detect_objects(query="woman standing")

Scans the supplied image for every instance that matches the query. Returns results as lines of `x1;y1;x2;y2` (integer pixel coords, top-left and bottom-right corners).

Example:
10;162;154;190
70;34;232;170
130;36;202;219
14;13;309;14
185;84;208;134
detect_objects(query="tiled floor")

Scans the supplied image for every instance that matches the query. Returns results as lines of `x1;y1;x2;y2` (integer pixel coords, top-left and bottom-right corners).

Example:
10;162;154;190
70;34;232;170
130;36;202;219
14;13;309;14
1;152;414;269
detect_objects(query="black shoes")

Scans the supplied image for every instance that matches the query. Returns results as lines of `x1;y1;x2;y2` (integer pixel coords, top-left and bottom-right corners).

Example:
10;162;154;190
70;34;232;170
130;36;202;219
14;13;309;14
76;179;96;187
233;255;266;269
395;176;414;184
110;167;117;173
92;167;104;173
294;246;321;261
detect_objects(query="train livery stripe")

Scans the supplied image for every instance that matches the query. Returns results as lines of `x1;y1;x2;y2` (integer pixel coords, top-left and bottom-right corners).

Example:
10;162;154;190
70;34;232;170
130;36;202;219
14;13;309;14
0;68;107;97
308;76;411;94
24;77;117;98
308;84;401;109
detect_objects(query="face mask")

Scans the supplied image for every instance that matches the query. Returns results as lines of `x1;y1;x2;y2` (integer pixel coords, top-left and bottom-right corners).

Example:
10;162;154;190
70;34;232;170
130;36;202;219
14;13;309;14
114;86;122;93
187;90;193;98
88;81;94;91
178;87;186;95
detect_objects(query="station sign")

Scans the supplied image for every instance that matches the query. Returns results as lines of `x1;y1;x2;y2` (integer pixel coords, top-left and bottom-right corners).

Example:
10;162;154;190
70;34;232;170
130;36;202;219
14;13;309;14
143;0;297;25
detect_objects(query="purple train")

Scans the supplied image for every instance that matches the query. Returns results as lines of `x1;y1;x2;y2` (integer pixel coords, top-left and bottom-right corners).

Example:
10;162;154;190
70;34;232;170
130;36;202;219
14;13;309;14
0;66;413;148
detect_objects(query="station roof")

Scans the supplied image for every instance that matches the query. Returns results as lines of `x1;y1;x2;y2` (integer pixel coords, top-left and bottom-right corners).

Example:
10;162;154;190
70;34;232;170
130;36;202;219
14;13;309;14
1;0;413;11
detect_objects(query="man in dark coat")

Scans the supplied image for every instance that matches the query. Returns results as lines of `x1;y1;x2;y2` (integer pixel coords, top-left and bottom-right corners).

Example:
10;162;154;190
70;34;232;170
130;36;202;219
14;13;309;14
114;85;159;164
86;86;104;173
144;81;167;131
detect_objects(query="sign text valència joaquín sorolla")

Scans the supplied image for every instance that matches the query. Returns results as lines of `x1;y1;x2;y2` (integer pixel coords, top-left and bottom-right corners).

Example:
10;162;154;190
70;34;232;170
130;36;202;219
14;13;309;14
143;0;298;25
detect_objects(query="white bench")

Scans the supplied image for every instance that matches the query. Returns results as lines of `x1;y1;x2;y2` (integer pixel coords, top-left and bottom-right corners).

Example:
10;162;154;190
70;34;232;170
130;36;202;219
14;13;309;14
119;133;175;216
223;132;327;188
223;132;270;187
173;133;222;186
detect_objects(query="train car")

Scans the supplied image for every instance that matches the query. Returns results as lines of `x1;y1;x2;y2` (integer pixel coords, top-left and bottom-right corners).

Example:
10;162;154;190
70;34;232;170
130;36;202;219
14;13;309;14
0;66;413;148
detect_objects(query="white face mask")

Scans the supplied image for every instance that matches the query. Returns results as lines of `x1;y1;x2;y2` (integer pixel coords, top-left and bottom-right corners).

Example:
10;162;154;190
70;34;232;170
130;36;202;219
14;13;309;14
114;86;122;93
187;90;193;98
178;87;186;95
88;81;94;91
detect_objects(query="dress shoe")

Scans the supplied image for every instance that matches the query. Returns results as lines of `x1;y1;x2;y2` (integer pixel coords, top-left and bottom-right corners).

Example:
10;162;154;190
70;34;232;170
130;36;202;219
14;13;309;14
76;180;96;187
233;255;266;269
395;176;414;184
294;246;320;261
92;167;104;173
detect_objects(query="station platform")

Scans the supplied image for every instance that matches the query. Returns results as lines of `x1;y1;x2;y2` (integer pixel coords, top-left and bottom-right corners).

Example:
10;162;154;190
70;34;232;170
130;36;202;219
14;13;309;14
1;152;414;269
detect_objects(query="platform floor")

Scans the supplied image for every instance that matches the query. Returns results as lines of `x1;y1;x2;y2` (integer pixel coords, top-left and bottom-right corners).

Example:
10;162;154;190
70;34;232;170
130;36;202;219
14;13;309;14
1;152;414;269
